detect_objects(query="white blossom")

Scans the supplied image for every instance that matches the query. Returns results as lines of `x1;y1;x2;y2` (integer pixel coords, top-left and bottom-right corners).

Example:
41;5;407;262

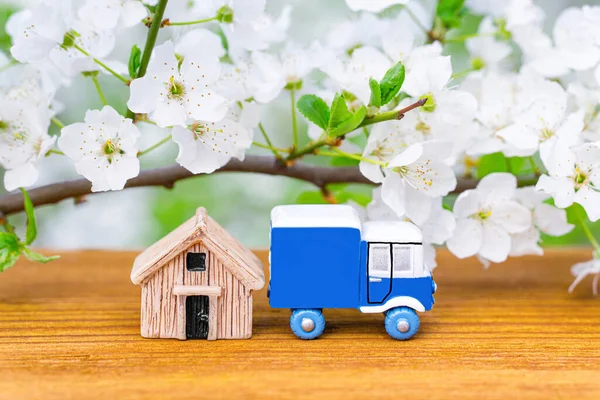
536;142;600;222
322;46;391;105
128;40;227;128
344;0;409;13
172;103;255;174
78;0;147;30
325;13;388;55
49;21;117;77
195;0;271;56
58;106;140;192
447;173;532;263
403;53;478;128
568;82;600;142
462;71;517;156
366;187;455;270
0;101;54;191
510;187;574;256
569;256;600;295
465;18;512;72
8;0;74;64
498;71;570;156
174;29;226;60
378;140;457;225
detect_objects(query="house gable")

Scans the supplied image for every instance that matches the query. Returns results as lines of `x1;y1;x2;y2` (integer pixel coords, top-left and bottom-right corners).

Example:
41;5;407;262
131;208;265;291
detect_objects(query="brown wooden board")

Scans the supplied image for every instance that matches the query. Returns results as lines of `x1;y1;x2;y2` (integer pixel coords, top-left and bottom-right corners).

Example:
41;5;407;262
0;249;599;399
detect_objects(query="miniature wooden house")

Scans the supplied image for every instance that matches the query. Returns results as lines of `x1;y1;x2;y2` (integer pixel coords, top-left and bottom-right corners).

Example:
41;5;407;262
130;208;265;340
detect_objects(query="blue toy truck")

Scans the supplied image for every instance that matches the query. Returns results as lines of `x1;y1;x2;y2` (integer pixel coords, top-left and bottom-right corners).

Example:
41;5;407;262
268;204;436;340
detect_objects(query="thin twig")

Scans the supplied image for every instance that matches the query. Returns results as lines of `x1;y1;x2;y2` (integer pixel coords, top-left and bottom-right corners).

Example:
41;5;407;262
258;123;281;159
90;74;108;106
138;134;172;157
164;16;218;26
73;44;129;84
51;117;65;129
290;88;299;150
127;0;169;119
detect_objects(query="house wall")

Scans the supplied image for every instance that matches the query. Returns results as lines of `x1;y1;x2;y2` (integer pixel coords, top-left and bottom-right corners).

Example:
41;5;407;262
140;242;253;340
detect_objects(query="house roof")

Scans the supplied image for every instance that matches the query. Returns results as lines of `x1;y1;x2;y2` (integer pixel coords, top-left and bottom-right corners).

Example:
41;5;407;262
130;208;265;290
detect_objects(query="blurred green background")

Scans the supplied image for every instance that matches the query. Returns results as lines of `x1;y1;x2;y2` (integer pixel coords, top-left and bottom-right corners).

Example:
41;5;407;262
0;0;598;251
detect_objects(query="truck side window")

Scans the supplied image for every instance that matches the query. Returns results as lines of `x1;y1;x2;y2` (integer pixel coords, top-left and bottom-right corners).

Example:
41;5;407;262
369;244;391;274
392;245;412;274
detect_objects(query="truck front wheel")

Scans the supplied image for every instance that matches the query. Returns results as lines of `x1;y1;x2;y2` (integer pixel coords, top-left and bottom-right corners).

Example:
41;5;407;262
384;307;420;340
290;309;326;340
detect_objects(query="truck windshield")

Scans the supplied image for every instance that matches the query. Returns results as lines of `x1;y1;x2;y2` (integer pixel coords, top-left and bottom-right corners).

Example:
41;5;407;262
392;245;412;273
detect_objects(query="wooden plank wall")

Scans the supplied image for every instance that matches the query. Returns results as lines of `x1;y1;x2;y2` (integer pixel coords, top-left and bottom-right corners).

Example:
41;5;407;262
140;242;252;340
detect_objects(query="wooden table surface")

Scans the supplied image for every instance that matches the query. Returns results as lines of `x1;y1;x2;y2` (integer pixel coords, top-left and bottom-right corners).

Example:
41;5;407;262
0;249;599;399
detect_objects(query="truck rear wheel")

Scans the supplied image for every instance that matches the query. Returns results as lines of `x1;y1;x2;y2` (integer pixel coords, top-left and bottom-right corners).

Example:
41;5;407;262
290;309;325;340
384;307;420;340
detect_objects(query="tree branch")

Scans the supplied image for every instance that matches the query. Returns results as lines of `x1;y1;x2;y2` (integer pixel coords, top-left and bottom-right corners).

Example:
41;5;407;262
0;156;370;215
0;155;532;216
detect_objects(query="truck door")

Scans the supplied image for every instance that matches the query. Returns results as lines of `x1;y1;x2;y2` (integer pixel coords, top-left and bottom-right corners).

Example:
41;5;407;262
367;243;392;303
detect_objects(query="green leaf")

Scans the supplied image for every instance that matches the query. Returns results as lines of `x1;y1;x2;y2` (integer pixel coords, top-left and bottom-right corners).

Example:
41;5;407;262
296;186;372;207
336;190;372;207
436;0;466;30
0;250;20;272
476;152;508;179
331;156;360;167
328;93;352;131
328;106;367;137
23;248;60;264
379;62;406;105
0;231;20;250
507;156;527;175
128;44;142;79
369;78;382;107
296;191;328;205
0;232;21;272
20;188;37;245
297;94;330;130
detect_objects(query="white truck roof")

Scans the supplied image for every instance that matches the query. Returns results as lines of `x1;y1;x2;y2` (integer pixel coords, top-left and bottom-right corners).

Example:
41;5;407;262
362;220;423;243
271;205;423;243
271;204;362;230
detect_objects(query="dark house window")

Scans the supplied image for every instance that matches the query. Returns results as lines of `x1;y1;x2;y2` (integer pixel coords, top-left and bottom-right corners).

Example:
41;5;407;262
186;252;207;272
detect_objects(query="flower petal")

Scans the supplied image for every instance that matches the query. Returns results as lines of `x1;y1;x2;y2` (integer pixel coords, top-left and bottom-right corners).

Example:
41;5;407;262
151;100;188;128
4;163;39;191
534;203;574;236
477;172;517;204
381;173;407;218
388;142;424;168
509;227;543;257
489;200;532;234
185;89;228;122
479;222;511;263
453;190;482;218
535;174;575;209
146;40;179;82
574;185;600;222
120;1;148;28
447;218;483;259
127;77;163;115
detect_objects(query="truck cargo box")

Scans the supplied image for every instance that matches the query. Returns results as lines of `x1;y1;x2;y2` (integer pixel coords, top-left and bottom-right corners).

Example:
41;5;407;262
268;205;362;309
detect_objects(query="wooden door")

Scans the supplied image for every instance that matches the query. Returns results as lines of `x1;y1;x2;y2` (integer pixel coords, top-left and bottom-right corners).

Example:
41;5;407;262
186;296;210;339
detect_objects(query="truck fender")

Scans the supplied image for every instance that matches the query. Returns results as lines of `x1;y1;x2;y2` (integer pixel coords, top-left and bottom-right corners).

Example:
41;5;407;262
359;296;425;314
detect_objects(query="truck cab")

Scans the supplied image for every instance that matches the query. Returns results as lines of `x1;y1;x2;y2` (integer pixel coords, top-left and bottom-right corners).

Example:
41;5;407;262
268;204;436;340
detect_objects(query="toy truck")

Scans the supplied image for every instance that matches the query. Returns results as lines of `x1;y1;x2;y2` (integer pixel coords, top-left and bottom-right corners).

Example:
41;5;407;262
268;204;436;340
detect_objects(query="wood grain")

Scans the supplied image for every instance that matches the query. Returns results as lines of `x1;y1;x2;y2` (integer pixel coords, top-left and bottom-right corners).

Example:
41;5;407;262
0;249;599;400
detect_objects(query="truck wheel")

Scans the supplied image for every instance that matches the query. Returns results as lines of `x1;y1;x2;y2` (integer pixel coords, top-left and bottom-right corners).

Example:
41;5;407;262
290;309;326;340
384;307;420;340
